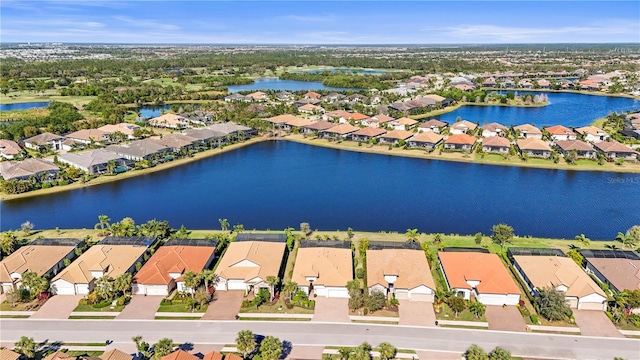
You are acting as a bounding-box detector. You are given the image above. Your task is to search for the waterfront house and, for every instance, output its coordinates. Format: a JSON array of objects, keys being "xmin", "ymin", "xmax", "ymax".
[
  {"xmin": 537, "ymin": 79, "xmax": 551, "ymax": 88},
  {"xmin": 556, "ymin": 140, "xmax": 596, "ymax": 159},
  {"xmin": 545, "ymin": 125, "xmax": 577, "ymax": 142},
  {"xmin": 148, "ymin": 113, "xmax": 189, "ymax": 130},
  {"xmin": 98, "ymin": 123, "xmax": 140, "ymax": 140},
  {"xmin": 323, "ymin": 110, "xmax": 352, "ymax": 123},
  {"xmin": 267, "ymin": 114, "xmax": 300, "ymax": 129},
  {"xmin": 298, "ymin": 103, "xmax": 324, "ymax": 114},
  {"xmin": 132, "ymin": 238, "xmax": 217, "ymax": 296},
  {"xmin": 182, "ymin": 128, "xmax": 226, "ymax": 147},
  {"xmin": 378, "ymin": 130, "xmax": 413, "ymax": 145},
  {"xmin": 303, "ymin": 91, "xmax": 322, "ymax": 100},
  {"xmin": 351, "ymin": 127, "xmax": 387, "ymax": 142},
  {"xmin": 205, "ymin": 122, "xmax": 256, "ymax": 139},
  {"xmin": 390, "ymin": 117, "xmax": 418, "ymax": 130},
  {"xmin": 214, "ymin": 234, "xmax": 286, "ymax": 294},
  {"xmin": 0, "ymin": 238, "xmax": 81, "ymax": 294},
  {"xmin": 481, "ymin": 136, "xmax": 511, "ymax": 154},
  {"xmin": 64, "ymin": 129, "xmax": 109, "ymax": 146},
  {"xmin": 438, "ymin": 251, "xmax": 521, "ymax": 305},
  {"xmin": 151, "ymin": 133, "xmax": 199, "ymax": 153},
  {"xmin": 50, "ymin": 236, "xmax": 154, "ymax": 295},
  {"xmin": 361, "ymin": 114, "xmax": 395, "ymax": 128},
  {"xmin": 512, "ymin": 255, "xmax": 607, "ymax": 310},
  {"xmin": 275, "ymin": 91, "xmax": 294, "ymax": 101},
  {"xmin": 58, "ymin": 149, "xmax": 133, "ymax": 175},
  {"xmin": 245, "ymin": 91, "xmax": 268, "ymax": 102},
  {"xmin": 339, "ymin": 112, "xmax": 369, "ymax": 124},
  {"xmin": 574, "ymin": 126, "xmax": 610, "ymax": 143},
  {"xmin": 481, "ymin": 123, "xmax": 508, "ymax": 137},
  {"xmin": 0, "ymin": 139, "xmax": 22, "ymax": 160},
  {"xmin": 322, "ymin": 124, "xmax": 359, "ymax": 140},
  {"xmin": 292, "ymin": 240, "xmax": 352, "ymax": 298},
  {"xmin": 423, "ymin": 94, "xmax": 447, "ymax": 106},
  {"xmin": 0, "ymin": 158, "xmax": 60, "ymax": 181},
  {"xmin": 283, "ymin": 116, "xmax": 313, "ymax": 131},
  {"xmin": 579, "ymin": 250, "xmax": 640, "ymax": 293},
  {"xmin": 444, "ymin": 134, "xmax": 476, "ymax": 151},
  {"xmin": 300, "ymin": 121, "xmax": 335, "ymax": 135},
  {"xmin": 517, "ymin": 138, "xmax": 552, "ymax": 158},
  {"xmin": 106, "ymin": 139, "xmax": 171, "ymax": 162},
  {"xmin": 514, "ymin": 124, "xmax": 543, "ymax": 139},
  {"xmin": 224, "ymin": 93, "xmax": 246, "ymax": 102},
  {"xmin": 450, "ymin": 120, "xmax": 477, "ymax": 135},
  {"xmin": 418, "ymin": 119, "xmax": 447, "ymax": 133},
  {"xmin": 594, "ymin": 140, "xmax": 639, "ymax": 162},
  {"xmin": 407, "ymin": 131, "xmax": 443, "ymax": 149},
  {"xmin": 367, "ymin": 245, "xmax": 436, "ymax": 301},
  {"xmin": 482, "ymin": 77, "xmax": 497, "ymax": 87},
  {"xmin": 24, "ymin": 132, "xmax": 64, "ymax": 151}
]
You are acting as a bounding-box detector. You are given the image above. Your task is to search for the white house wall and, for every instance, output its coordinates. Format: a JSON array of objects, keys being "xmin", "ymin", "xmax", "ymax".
[
  {"xmin": 578, "ymin": 293, "xmax": 607, "ymax": 311},
  {"xmin": 477, "ymin": 293, "xmax": 520, "ymax": 306}
]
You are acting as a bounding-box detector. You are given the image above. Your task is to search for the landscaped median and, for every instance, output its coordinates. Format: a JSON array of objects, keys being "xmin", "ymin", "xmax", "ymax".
[{"xmin": 237, "ymin": 290, "xmax": 315, "ymax": 321}]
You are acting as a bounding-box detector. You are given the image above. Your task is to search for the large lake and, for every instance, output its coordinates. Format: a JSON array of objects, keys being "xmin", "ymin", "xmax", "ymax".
[
  {"xmin": 2, "ymin": 141, "xmax": 638, "ymax": 240},
  {"xmin": 227, "ymin": 78, "xmax": 357, "ymax": 92}
]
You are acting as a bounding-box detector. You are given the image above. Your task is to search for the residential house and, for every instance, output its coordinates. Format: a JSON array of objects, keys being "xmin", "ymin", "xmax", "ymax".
[
  {"xmin": 151, "ymin": 133, "xmax": 199, "ymax": 152},
  {"xmin": 453, "ymin": 83, "xmax": 475, "ymax": 91},
  {"xmin": 24, "ymin": 132, "xmax": 64, "ymax": 151},
  {"xmin": 0, "ymin": 238, "xmax": 81, "ymax": 294},
  {"xmin": 64, "ymin": 129, "xmax": 109, "ymax": 146},
  {"xmin": 97, "ymin": 350, "xmax": 133, "ymax": 360},
  {"xmin": 512, "ymin": 255, "xmax": 607, "ymax": 310},
  {"xmin": 378, "ymin": 130, "xmax": 413, "ymax": 145},
  {"xmin": 283, "ymin": 116, "xmax": 313, "ymax": 132},
  {"xmin": 390, "ymin": 117, "xmax": 418, "ymax": 131},
  {"xmin": 517, "ymin": 138, "xmax": 552, "ymax": 158},
  {"xmin": 0, "ymin": 349, "xmax": 22, "ymax": 360},
  {"xmin": 481, "ymin": 136, "xmax": 511, "ymax": 154},
  {"xmin": 556, "ymin": 140, "xmax": 596, "ymax": 159},
  {"xmin": 361, "ymin": 114, "xmax": 395, "ymax": 128},
  {"xmin": 575, "ymin": 126, "xmax": 610, "ymax": 143},
  {"xmin": 275, "ymin": 91, "xmax": 294, "ymax": 101},
  {"xmin": 182, "ymin": 128, "xmax": 226, "ymax": 147},
  {"xmin": 444, "ymin": 134, "xmax": 476, "ymax": 151},
  {"xmin": 347, "ymin": 94, "xmax": 367, "ymax": 104},
  {"xmin": 322, "ymin": 124, "xmax": 359, "ymax": 140},
  {"xmin": 292, "ymin": 240, "xmax": 352, "ymax": 298},
  {"xmin": 298, "ymin": 103, "xmax": 324, "ymax": 114},
  {"xmin": 266, "ymin": 114, "xmax": 299, "ymax": 129},
  {"xmin": 244, "ymin": 92, "xmax": 268, "ymax": 102},
  {"xmin": 339, "ymin": 112, "xmax": 370, "ymax": 124},
  {"xmin": 58, "ymin": 149, "xmax": 133, "ymax": 175},
  {"xmin": 98, "ymin": 123, "xmax": 140, "ymax": 140},
  {"xmin": 580, "ymin": 250, "xmax": 640, "ymax": 293},
  {"xmin": 594, "ymin": 141, "xmax": 638, "ymax": 162},
  {"xmin": 106, "ymin": 139, "xmax": 171, "ymax": 161},
  {"xmin": 418, "ymin": 119, "xmax": 447, "ymax": 134},
  {"xmin": 300, "ymin": 121, "xmax": 335, "ymax": 135},
  {"xmin": 438, "ymin": 251, "xmax": 521, "ymax": 305},
  {"xmin": 518, "ymin": 79, "xmax": 533, "ymax": 89},
  {"xmin": 0, "ymin": 158, "xmax": 60, "ymax": 181},
  {"xmin": 161, "ymin": 350, "xmax": 198, "ymax": 360},
  {"xmin": 322, "ymin": 110, "xmax": 352, "ymax": 123},
  {"xmin": 537, "ymin": 79, "xmax": 551, "ymax": 88},
  {"xmin": 450, "ymin": 120, "xmax": 477, "ymax": 135},
  {"xmin": 205, "ymin": 123, "xmax": 256, "ymax": 139},
  {"xmin": 148, "ymin": 114, "xmax": 189, "ymax": 130},
  {"xmin": 545, "ymin": 125, "xmax": 577, "ymax": 142},
  {"xmin": 224, "ymin": 93, "xmax": 246, "ymax": 102},
  {"xmin": 214, "ymin": 234, "xmax": 286, "ymax": 294},
  {"xmin": 423, "ymin": 94, "xmax": 447, "ymax": 106},
  {"xmin": 0, "ymin": 139, "xmax": 22, "ymax": 160},
  {"xmin": 202, "ymin": 352, "xmax": 224, "ymax": 360},
  {"xmin": 351, "ymin": 127, "xmax": 386, "ymax": 143},
  {"xmin": 514, "ymin": 124, "xmax": 543, "ymax": 139},
  {"xmin": 50, "ymin": 236, "xmax": 154, "ymax": 295},
  {"xmin": 482, "ymin": 77, "xmax": 497, "ymax": 87},
  {"xmin": 303, "ymin": 91, "xmax": 322, "ymax": 100},
  {"xmin": 367, "ymin": 245, "xmax": 436, "ymax": 301},
  {"xmin": 407, "ymin": 132, "xmax": 443, "ymax": 149},
  {"xmin": 481, "ymin": 123, "xmax": 508, "ymax": 138},
  {"xmin": 132, "ymin": 238, "xmax": 218, "ymax": 296},
  {"xmin": 323, "ymin": 93, "xmax": 346, "ymax": 103},
  {"xmin": 294, "ymin": 98, "xmax": 321, "ymax": 107}
]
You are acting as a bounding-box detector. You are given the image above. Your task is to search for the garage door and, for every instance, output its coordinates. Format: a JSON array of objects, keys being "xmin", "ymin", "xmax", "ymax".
[
  {"xmin": 314, "ymin": 286, "xmax": 327, "ymax": 297},
  {"xmin": 410, "ymin": 293, "xmax": 434, "ymax": 302},
  {"xmin": 146, "ymin": 286, "xmax": 168, "ymax": 296},
  {"xmin": 227, "ymin": 280, "xmax": 246, "ymax": 291},
  {"xmin": 327, "ymin": 287, "xmax": 349, "ymax": 298},
  {"xmin": 579, "ymin": 301, "xmax": 605, "ymax": 311},
  {"xmin": 396, "ymin": 291, "xmax": 409, "ymax": 300},
  {"xmin": 51, "ymin": 281, "xmax": 76, "ymax": 295}
]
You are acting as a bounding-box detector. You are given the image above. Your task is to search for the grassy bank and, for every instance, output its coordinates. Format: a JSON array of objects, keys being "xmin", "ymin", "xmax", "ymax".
[
  {"xmin": 284, "ymin": 134, "xmax": 640, "ymax": 174},
  {"xmin": 0, "ymin": 137, "xmax": 268, "ymax": 202}
]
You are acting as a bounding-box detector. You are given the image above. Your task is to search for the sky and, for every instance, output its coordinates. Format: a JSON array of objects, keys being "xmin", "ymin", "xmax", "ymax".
[{"xmin": 1, "ymin": 1, "xmax": 639, "ymax": 44}]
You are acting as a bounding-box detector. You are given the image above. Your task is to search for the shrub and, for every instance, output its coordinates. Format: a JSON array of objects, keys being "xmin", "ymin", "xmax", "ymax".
[
  {"xmin": 628, "ymin": 314, "xmax": 640, "ymax": 327},
  {"xmin": 41, "ymin": 183, "xmax": 52, "ymax": 189},
  {"xmin": 356, "ymin": 268, "xmax": 365, "ymax": 279},
  {"xmin": 78, "ymin": 298, "xmax": 88, "ymax": 306},
  {"xmin": 160, "ymin": 299, "xmax": 172, "ymax": 305},
  {"xmin": 92, "ymin": 300, "xmax": 111, "ymax": 309},
  {"xmin": 530, "ymin": 314, "xmax": 539, "ymax": 324}
]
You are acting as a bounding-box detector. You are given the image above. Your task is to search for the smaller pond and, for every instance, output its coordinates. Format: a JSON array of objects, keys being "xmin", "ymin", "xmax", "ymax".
[
  {"xmin": 138, "ymin": 104, "xmax": 171, "ymax": 119},
  {"xmin": 0, "ymin": 102, "xmax": 50, "ymax": 111},
  {"xmin": 227, "ymin": 78, "xmax": 359, "ymax": 93}
]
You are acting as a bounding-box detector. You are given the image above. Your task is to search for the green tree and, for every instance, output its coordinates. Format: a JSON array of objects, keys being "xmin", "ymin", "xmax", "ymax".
[
  {"xmin": 218, "ymin": 218, "xmax": 229, "ymax": 231},
  {"xmin": 132, "ymin": 335, "xmax": 143, "ymax": 356},
  {"xmin": 14, "ymin": 336, "xmax": 37, "ymax": 359},
  {"xmin": 448, "ymin": 296, "xmax": 466, "ymax": 317},
  {"xmin": 233, "ymin": 223, "xmax": 245, "ymax": 233},
  {"xmin": 1, "ymin": 231, "xmax": 18, "ymax": 256},
  {"xmin": 364, "ymin": 289, "xmax": 386, "ymax": 312},
  {"xmin": 151, "ymin": 338, "xmax": 174, "ymax": 360},
  {"xmin": 259, "ymin": 336, "xmax": 283, "ymax": 360},
  {"xmin": 201, "ymin": 269, "xmax": 219, "ymax": 290},
  {"xmin": 347, "ymin": 227, "xmax": 354, "ymax": 239},
  {"xmin": 377, "ymin": 342, "xmax": 396, "ymax": 360},
  {"xmin": 465, "ymin": 344, "xmax": 488, "ymax": 360},
  {"xmin": 236, "ymin": 330, "xmax": 256, "ymax": 359},
  {"xmin": 94, "ymin": 276, "xmax": 115, "ymax": 301},
  {"xmin": 183, "ymin": 270, "xmax": 200, "ymax": 298},
  {"xmin": 283, "ymin": 280, "xmax": 298, "ymax": 301},
  {"xmin": 574, "ymin": 233, "xmax": 591, "ymax": 246},
  {"xmin": 537, "ymin": 287, "xmax": 572, "ymax": 321},
  {"xmin": 491, "ymin": 224, "xmax": 514, "ymax": 251},
  {"xmin": 338, "ymin": 348, "xmax": 352, "ymax": 360},
  {"xmin": 266, "ymin": 275, "xmax": 279, "ymax": 302},
  {"xmin": 114, "ymin": 273, "xmax": 132, "ymax": 296},
  {"xmin": 194, "ymin": 286, "xmax": 212, "ymax": 310},
  {"xmin": 172, "ymin": 225, "xmax": 191, "ymax": 239},
  {"xmin": 350, "ymin": 342, "xmax": 371, "ymax": 360},
  {"xmin": 20, "ymin": 221, "xmax": 34, "ymax": 235},
  {"xmin": 405, "ymin": 228, "xmax": 419, "ymax": 243},
  {"xmin": 474, "ymin": 232, "xmax": 483, "ymax": 245},
  {"xmin": 488, "ymin": 347, "xmax": 512, "ymax": 360},
  {"xmin": 624, "ymin": 225, "xmax": 640, "ymax": 248},
  {"xmin": 469, "ymin": 300, "xmax": 486, "ymax": 319},
  {"xmin": 21, "ymin": 271, "xmax": 49, "ymax": 296}
]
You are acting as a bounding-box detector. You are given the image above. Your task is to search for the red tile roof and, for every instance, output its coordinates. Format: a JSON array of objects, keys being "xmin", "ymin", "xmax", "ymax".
[
  {"xmin": 594, "ymin": 140, "xmax": 637, "ymax": 154},
  {"xmin": 445, "ymin": 134, "xmax": 476, "ymax": 145},
  {"xmin": 133, "ymin": 245, "xmax": 215, "ymax": 285},
  {"xmin": 482, "ymin": 136, "xmax": 511, "ymax": 147},
  {"xmin": 556, "ymin": 140, "xmax": 594, "ymax": 152},
  {"xmin": 545, "ymin": 125, "xmax": 575, "ymax": 136},
  {"xmin": 438, "ymin": 252, "xmax": 521, "ymax": 295}
]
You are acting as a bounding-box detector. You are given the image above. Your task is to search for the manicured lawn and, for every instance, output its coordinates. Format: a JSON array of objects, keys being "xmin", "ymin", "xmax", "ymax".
[
  {"xmin": 435, "ymin": 303, "xmax": 487, "ymax": 322},
  {"xmin": 0, "ymin": 314, "xmax": 31, "ymax": 318},
  {"xmin": 349, "ymin": 308, "xmax": 398, "ymax": 318},
  {"xmin": 154, "ymin": 316, "xmax": 201, "ymax": 320},
  {"xmin": 156, "ymin": 303, "xmax": 207, "ymax": 313},
  {"xmin": 62, "ymin": 352, "xmax": 104, "ymax": 357},
  {"xmin": 68, "ymin": 315, "xmax": 116, "ymax": 319},
  {"xmin": 239, "ymin": 300, "xmax": 314, "ymax": 314},
  {"xmin": 73, "ymin": 304, "xmax": 125, "ymax": 312},
  {"xmin": 0, "ymin": 300, "xmax": 41, "ymax": 311}
]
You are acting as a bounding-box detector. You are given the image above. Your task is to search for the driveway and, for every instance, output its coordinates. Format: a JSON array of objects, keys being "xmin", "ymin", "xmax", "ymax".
[
  {"xmin": 312, "ymin": 297, "xmax": 349, "ymax": 322},
  {"xmin": 485, "ymin": 306, "xmax": 527, "ymax": 332},
  {"xmin": 415, "ymin": 350, "xmax": 462, "ymax": 360},
  {"xmin": 399, "ymin": 300, "xmax": 436, "ymax": 326},
  {"xmin": 201, "ymin": 291, "xmax": 244, "ymax": 320},
  {"xmin": 30, "ymin": 295, "xmax": 83, "ymax": 319},
  {"xmin": 573, "ymin": 310, "xmax": 624, "ymax": 338},
  {"xmin": 286, "ymin": 345, "xmax": 324, "ymax": 360},
  {"xmin": 117, "ymin": 295, "xmax": 163, "ymax": 320}
]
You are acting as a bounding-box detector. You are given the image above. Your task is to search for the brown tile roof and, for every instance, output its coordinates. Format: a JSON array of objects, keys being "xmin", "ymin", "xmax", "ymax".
[
  {"xmin": 514, "ymin": 124, "xmax": 542, "ymax": 135},
  {"xmin": 594, "ymin": 140, "xmax": 637, "ymax": 154},
  {"xmin": 423, "ymin": 94, "xmax": 446, "ymax": 102},
  {"xmin": 420, "ymin": 119, "xmax": 447, "ymax": 128},
  {"xmin": 225, "ymin": 354, "xmax": 243, "ymax": 360},
  {"xmin": 394, "ymin": 117, "xmax": 418, "ymax": 126},
  {"xmin": 133, "ymin": 245, "xmax": 216, "ymax": 285},
  {"xmin": 149, "ymin": 113, "xmax": 188, "ymax": 127},
  {"xmin": 216, "ymin": 241, "xmax": 285, "ymax": 282},
  {"xmin": 52, "ymin": 244, "xmax": 148, "ymax": 284},
  {"xmin": 481, "ymin": 122, "xmax": 507, "ymax": 132},
  {"xmin": 0, "ymin": 244, "xmax": 77, "ymax": 283},
  {"xmin": 0, "ymin": 349, "xmax": 22, "ymax": 360},
  {"xmin": 517, "ymin": 138, "xmax": 552, "ymax": 151},
  {"xmin": 366, "ymin": 249, "xmax": 435, "ymax": 291},
  {"xmin": 381, "ymin": 130, "xmax": 413, "ymax": 140},
  {"xmin": 292, "ymin": 247, "xmax": 353, "ymax": 287},
  {"xmin": 545, "ymin": 125, "xmax": 575, "ymax": 136},
  {"xmin": 0, "ymin": 139, "xmax": 22, "ymax": 155},
  {"xmin": 161, "ymin": 350, "xmax": 199, "ymax": 360},
  {"xmin": 370, "ymin": 114, "xmax": 395, "ymax": 123},
  {"xmin": 352, "ymin": 127, "xmax": 387, "ymax": 137},
  {"xmin": 100, "ymin": 349, "xmax": 133, "ymax": 360},
  {"xmin": 24, "ymin": 132, "xmax": 63, "ymax": 146},
  {"xmin": 66, "ymin": 129, "xmax": 109, "ymax": 142},
  {"xmin": 298, "ymin": 104, "xmax": 323, "ymax": 112},
  {"xmin": 285, "ymin": 117, "xmax": 313, "ymax": 128},
  {"xmin": 438, "ymin": 252, "xmax": 521, "ymax": 295},
  {"xmin": 513, "ymin": 256, "xmax": 606, "ymax": 298},
  {"xmin": 325, "ymin": 124, "xmax": 359, "ymax": 135},
  {"xmin": 304, "ymin": 91, "xmax": 322, "ymax": 99},
  {"xmin": 408, "ymin": 132, "xmax": 443, "ymax": 144},
  {"xmin": 151, "ymin": 134, "xmax": 198, "ymax": 149},
  {"xmin": 575, "ymin": 126, "xmax": 609, "ymax": 137},
  {"xmin": 267, "ymin": 114, "xmax": 300, "ymax": 124},
  {"xmin": 556, "ymin": 140, "xmax": 594, "ymax": 152},
  {"xmin": 0, "ymin": 158, "xmax": 60, "ymax": 181},
  {"xmin": 445, "ymin": 134, "xmax": 476, "ymax": 145},
  {"xmin": 302, "ymin": 121, "xmax": 335, "ymax": 131},
  {"xmin": 98, "ymin": 123, "xmax": 140, "ymax": 136},
  {"xmin": 324, "ymin": 110, "xmax": 352, "ymax": 119},
  {"xmin": 202, "ymin": 352, "xmax": 224, "ymax": 360},
  {"xmin": 586, "ymin": 258, "xmax": 640, "ymax": 292},
  {"xmin": 482, "ymin": 136, "xmax": 511, "ymax": 147},
  {"xmin": 451, "ymin": 120, "xmax": 477, "ymax": 131}
]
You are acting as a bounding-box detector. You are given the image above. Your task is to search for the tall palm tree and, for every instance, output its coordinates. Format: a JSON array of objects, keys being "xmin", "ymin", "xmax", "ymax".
[
  {"xmin": 236, "ymin": 330, "xmax": 256, "ymax": 360},
  {"xmin": 283, "ymin": 281, "xmax": 298, "ymax": 301},
  {"xmin": 377, "ymin": 342, "xmax": 396, "ymax": 360},
  {"xmin": 94, "ymin": 214, "xmax": 111, "ymax": 236},
  {"xmin": 405, "ymin": 228, "xmax": 419, "ymax": 243},
  {"xmin": 265, "ymin": 275, "xmax": 279, "ymax": 302},
  {"xmin": 218, "ymin": 218, "xmax": 230, "ymax": 232},
  {"xmin": 201, "ymin": 269, "xmax": 219, "ymax": 291}
]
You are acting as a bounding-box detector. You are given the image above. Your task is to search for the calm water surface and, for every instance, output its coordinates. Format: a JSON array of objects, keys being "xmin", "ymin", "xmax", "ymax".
[
  {"xmin": 2, "ymin": 141, "xmax": 638, "ymax": 239},
  {"xmin": 0, "ymin": 102, "xmax": 50, "ymax": 111},
  {"xmin": 227, "ymin": 78, "xmax": 357, "ymax": 92}
]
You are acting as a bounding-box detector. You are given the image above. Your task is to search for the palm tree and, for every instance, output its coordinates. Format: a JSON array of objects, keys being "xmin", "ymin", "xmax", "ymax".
[
  {"xmin": 337, "ymin": 348, "xmax": 352, "ymax": 360},
  {"xmin": 151, "ymin": 338, "xmax": 173, "ymax": 360},
  {"xmin": 266, "ymin": 275, "xmax": 279, "ymax": 302},
  {"xmin": 377, "ymin": 342, "xmax": 396, "ymax": 360},
  {"xmin": 183, "ymin": 270, "xmax": 200, "ymax": 297},
  {"xmin": 14, "ymin": 336, "xmax": 36, "ymax": 359},
  {"xmin": 201, "ymin": 269, "xmax": 219, "ymax": 291},
  {"xmin": 405, "ymin": 228, "xmax": 419, "ymax": 243},
  {"xmin": 218, "ymin": 218, "xmax": 229, "ymax": 232},
  {"xmin": 575, "ymin": 233, "xmax": 591, "ymax": 246},
  {"xmin": 468, "ymin": 300, "xmax": 486, "ymax": 319},
  {"xmin": 236, "ymin": 330, "xmax": 256, "ymax": 359},
  {"xmin": 131, "ymin": 335, "xmax": 143, "ymax": 357},
  {"xmin": 94, "ymin": 214, "xmax": 111, "ymax": 236},
  {"xmin": 1, "ymin": 231, "xmax": 18, "ymax": 257},
  {"xmin": 94, "ymin": 276, "xmax": 115, "ymax": 301},
  {"xmin": 114, "ymin": 273, "xmax": 132, "ymax": 296},
  {"xmin": 283, "ymin": 280, "xmax": 298, "ymax": 301}
]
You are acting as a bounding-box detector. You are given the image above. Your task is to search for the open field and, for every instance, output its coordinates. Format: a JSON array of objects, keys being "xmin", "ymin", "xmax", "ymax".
[{"xmin": 1, "ymin": 92, "xmax": 96, "ymax": 107}]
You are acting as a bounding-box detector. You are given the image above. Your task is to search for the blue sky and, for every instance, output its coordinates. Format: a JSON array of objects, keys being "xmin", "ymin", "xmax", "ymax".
[{"xmin": 1, "ymin": 1, "xmax": 639, "ymax": 44}]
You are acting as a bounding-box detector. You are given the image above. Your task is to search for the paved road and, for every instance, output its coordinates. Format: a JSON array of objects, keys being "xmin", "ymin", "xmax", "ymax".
[{"xmin": 1, "ymin": 319, "xmax": 638, "ymax": 360}]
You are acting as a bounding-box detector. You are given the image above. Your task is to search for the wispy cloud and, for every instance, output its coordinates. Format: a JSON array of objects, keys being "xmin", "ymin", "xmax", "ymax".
[{"xmin": 114, "ymin": 16, "xmax": 180, "ymax": 31}]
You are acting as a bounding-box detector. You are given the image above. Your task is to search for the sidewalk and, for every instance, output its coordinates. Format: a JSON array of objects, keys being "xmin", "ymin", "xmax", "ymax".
[
  {"xmin": 527, "ymin": 325, "xmax": 580, "ymax": 333},
  {"xmin": 237, "ymin": 313, "xmax": 313, "ymax": 319},
  {"xmin": 154, "ymin": 312, "xmax": 203, "ymax": 318},
  {"xmin": 69, "ymin": 312, "xmax": 120, "ymax": 317},
  {"xmin": 436, "ymin": 320, "xmax": 488, "ymax": 328},
  {"xmin": 349, "ymin": 315, "xmax": 399, "ymax": 323},
  {"xmin": 0, "ymin": 311, "xmax": 35, "ymax": 317}
]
